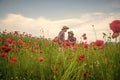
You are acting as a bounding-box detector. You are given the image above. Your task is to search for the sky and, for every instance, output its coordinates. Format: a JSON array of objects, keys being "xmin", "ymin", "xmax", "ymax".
[{"xmin": 0, "ymin": 0, "xmax": 120, "ymax": 43}]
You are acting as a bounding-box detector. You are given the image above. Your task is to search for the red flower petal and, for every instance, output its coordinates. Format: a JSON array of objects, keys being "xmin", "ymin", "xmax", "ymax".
[
  {"xmin": 95, "ymin": 40, "xmax": 104, "ymax": 47},
  {"xmin": 77, "ymin": 54, "xmax": 85, "ymax": 61},
  {"xmin": 9, "ymin": 57, "xmax": 17, "ymax": 63},
  {"xmin": 17, "ymin": 39, "xmax": 23, "ymax": 45},
  {"xmin": 110, "ymin": 20, "xmax": 120, "ymax": 33},
  {"xmin": 0, "ymin": 53, "xmax": 8, "ymax": 58},
  {"xmin": 38, "ymin": 57, "xmax": 44, "ymax": 62}
]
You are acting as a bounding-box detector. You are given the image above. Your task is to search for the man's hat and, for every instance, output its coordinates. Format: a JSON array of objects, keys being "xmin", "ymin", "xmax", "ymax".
[{"xmin": 62, "ymin": 26, "xmax": 69, "ymax": 30}]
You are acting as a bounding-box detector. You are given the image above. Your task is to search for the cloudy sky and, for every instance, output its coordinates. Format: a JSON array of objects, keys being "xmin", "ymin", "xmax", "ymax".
[{"xmin": 0, "ymin": 0, "xmax": 120, "ymax": 42}]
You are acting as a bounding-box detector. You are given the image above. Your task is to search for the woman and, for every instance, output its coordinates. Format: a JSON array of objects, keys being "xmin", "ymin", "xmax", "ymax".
[{"xmin": 67, "ymin": 31, "xmax": 76, "ymax": 46}]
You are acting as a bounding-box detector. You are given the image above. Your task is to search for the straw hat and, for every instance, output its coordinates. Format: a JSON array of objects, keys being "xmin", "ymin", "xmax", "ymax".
[
  {"xmin": 62, "ymin": 26, "xmax": 69, "ymax": 30},
  {"xmin": 68, "ymin": 31, "xmax": 74, "ymax": 34}
]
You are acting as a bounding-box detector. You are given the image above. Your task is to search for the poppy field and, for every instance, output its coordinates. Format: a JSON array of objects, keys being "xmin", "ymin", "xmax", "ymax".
[{"xmin": 0, "ymin": 20, "xmax": 120, "ymax": 80}]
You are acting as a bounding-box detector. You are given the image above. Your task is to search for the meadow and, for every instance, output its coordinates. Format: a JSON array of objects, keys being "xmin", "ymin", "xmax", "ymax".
[{"xmin": 0, "ymin": 29, "xmax": 120, "ymax": 80}]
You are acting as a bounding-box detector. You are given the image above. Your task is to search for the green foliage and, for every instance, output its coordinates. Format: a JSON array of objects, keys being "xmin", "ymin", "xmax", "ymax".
[{"xmin": 0, "ymin": 32, "xmax": 120, "ymax": 80}]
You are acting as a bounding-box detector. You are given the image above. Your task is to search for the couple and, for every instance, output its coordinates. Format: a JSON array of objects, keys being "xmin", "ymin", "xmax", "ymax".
[{"xmin": 58, "ymin": 26, "xmax": 76, "ymax": 46}]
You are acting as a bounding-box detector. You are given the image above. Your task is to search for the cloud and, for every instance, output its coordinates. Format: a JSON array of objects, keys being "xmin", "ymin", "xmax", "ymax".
[{"xmin": 0, "ymin": 13, "xmax": 120, "ymax": 43}]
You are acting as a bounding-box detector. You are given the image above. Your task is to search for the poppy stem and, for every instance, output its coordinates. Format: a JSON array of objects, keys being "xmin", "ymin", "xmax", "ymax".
[{"xmin": 92, "ymin": 25, "xmax": 97, "ymax": 40}]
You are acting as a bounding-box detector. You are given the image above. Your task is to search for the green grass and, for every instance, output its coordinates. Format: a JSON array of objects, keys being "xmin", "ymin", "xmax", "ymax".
[{"xmin": 0, "ymin": 31, "xmax": 120, "ymax": 80}]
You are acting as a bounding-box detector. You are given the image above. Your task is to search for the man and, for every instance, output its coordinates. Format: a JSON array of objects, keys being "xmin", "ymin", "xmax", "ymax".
[{"xmin": 58, "ymin": 26, "xmax": 69, "ymax": 45}]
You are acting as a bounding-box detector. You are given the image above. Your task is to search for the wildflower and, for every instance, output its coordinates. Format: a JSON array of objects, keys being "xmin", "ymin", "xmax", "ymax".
[
  {"xmin": 9, "ymin": 57, "xmax": 17, "ymax": 63},
  {"xmin": 82, "ymin": 33, "xmax": 87, "ymax": 40},
  {"xmin": 0, "ymin": 53, "xmax": 8, "ymax": 57},
  {"xmin": 110, "ymin": 20, "xmax": 120, "ymax": 33},
  {"xmin": 95, "ymin": 40, "xmax": 104, "ymax": 47},
  {"xmin": 73, "ymin": 45, "xmax": 78, "ymax": 50},
  {"xmin": 40, "ymin": 50, "xmax": 43, "ymax": 53},
  {"xmin": 4, "ymin": 38, "xmax": 12, "ymax": 46},
  {"xmin": 33, "ymin": 42, "xmax": 38, "ymax": 45},
  {"xmin": 31, "ymin": 49, "xmax": 36, "ymax": 53},
  {"xmin": 77, "ymin": 54, "xmax": 85, "ymax": 61},
  {"xmin": 1, "ymin": 46, "xmax": 12, "ymax": 52},
  {"xmin": 14, "ymin": 31, "xmax": 19, "ymax": 35},
  {"xmin": 11, "ymin": 41, "xmax": 16, "ymax": 46},
  {"xmin": 90, "ymin": 42, "xmax": 95, "ymax": 46},
  {"xmin": 12, "ymin": 48, "xmax": 20, "ymax": 52},
  {"xmin": 17, "ymin": 39, "xmax": 23, "ymax": 45},
  {"xmin": 24, "ymin": 42, "xmax": 30, "ymax": 48},
  {"xmin": 83, "ymin": 36, "xmax": 87, "ymax": 40},
  {"xmin": 52, "ymin": 36, "xmax": 58, "ymax": 43},
  {"xmin": 6, "ymin": 38, "xmax": 12, "ymax": 43},
  {"xmin": 53, "ymin": 66, "xmax": 59, "ymax": 71},
  {"xmin": 83, "ymin": 71, "xmax": 88, "ymax": 77},
  {"xmin": 83, "ymin": 43, "xmax": 88, "ymax": 49},
  {"xmin": 4, "ymin": 41, "xmax": 10, "ymax": 46},
  {"xmin": 82, "ymin": 33, "xmax": 86, "ymax": 37},
  {"xmin": 34, "ymin": 45, "xmax": 40, "ymax": 50},
  {"xmin": 38, "ymin": 57, "xmax": 44, "ymax": 62}
]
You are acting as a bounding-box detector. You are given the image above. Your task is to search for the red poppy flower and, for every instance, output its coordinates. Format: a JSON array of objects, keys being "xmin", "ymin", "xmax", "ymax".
[
  {"xmin": 0, "ymin": 53, "xmax": 8, "ymax": 57},
  {"xmin": 4, "ymin": 41, "xmax": 10, "ymax": 46},
  {"xmin": 83, "ymin": 71, "xmax": 88, "ymax": 77},
  {"xmin": 4, "ymin": 38, "xmax": 12, "ymax": 46},
  {"xmin": 6, "ymin": 38, "xmax": 12, "ymax": 43},
  {"xmin": 12, "ymin": 48, "xmax": 19, "ymax": 52},
  {"xmin": 33, "ymin": 42, "xmax": 38, "ymax": 45},
  {"xmin": 90, "ymin": 42, "xmax": 95, "ymax": 46},
  {"xmin": 38, "ymin": 57, "xmax": 44, "ymax": 62},
  {"xmin": 83, "ymin": 36, "xmax": 87, "ymax": 40},
  {"xmin": 95, "ymin": 40, "xmax": 104, "ymax": 47},
  {"xmin": 14, "ymin": 31, "xmax": 19, "ymax": 35},
  {"xmin": 1, "ymin": 46, "xmax": 12, "ymax": 52},
  {"xmin": 11, "ymin": 41, "xmax": 16, "ymax": 46},
  {"xmin": 34, "ymin": 45, "xmax": 40, "ymax": 50},
  {"xmin": 9, "ymin": 57, "xmax": 17, "ymax": 63},
  {"xmin": 52, "ymin": 36, "xmax": 58, "ymax": 42},
  {"xmin": 77, "ymin": 54, "xmax": 85, "ymax": 61},
  {"xmin": 110, "ymin": 20, "xmax": 120, "ymax": 33},
  {"xmin": 83, "ymin": 43, "xmax": 88, "ymax": 49},
  {"xmin": 31, "ymin": 49, "xmax": 36, "ymax": 53},
  {"xmin": 40, "ymin": 50, "xmax": 43, "ymax": 53},
  {"xmin": 53, "ymin": 66, "xmax": 59, "ymax": 71},
  {"xmin": 17, "ymin": 39, "xmax": 23, "ymax": 45},
  {"xmin": 73, "ymin": 45, "xmax": 78, "ymax": 50},
  {"xmin": 82, "ymin": 33, "xmax": 86, "ymax": 37}
]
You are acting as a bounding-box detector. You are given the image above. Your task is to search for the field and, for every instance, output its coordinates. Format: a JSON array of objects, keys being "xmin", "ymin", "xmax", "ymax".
[{"xmin": 0, "ymin": 30, "xmax": 120, "ymax": 80}]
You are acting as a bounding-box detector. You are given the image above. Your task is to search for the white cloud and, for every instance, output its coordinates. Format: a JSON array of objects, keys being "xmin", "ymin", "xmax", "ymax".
[{"xmin": 0, "ymin": 13, "xmax": 120, "ymax": 43}]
